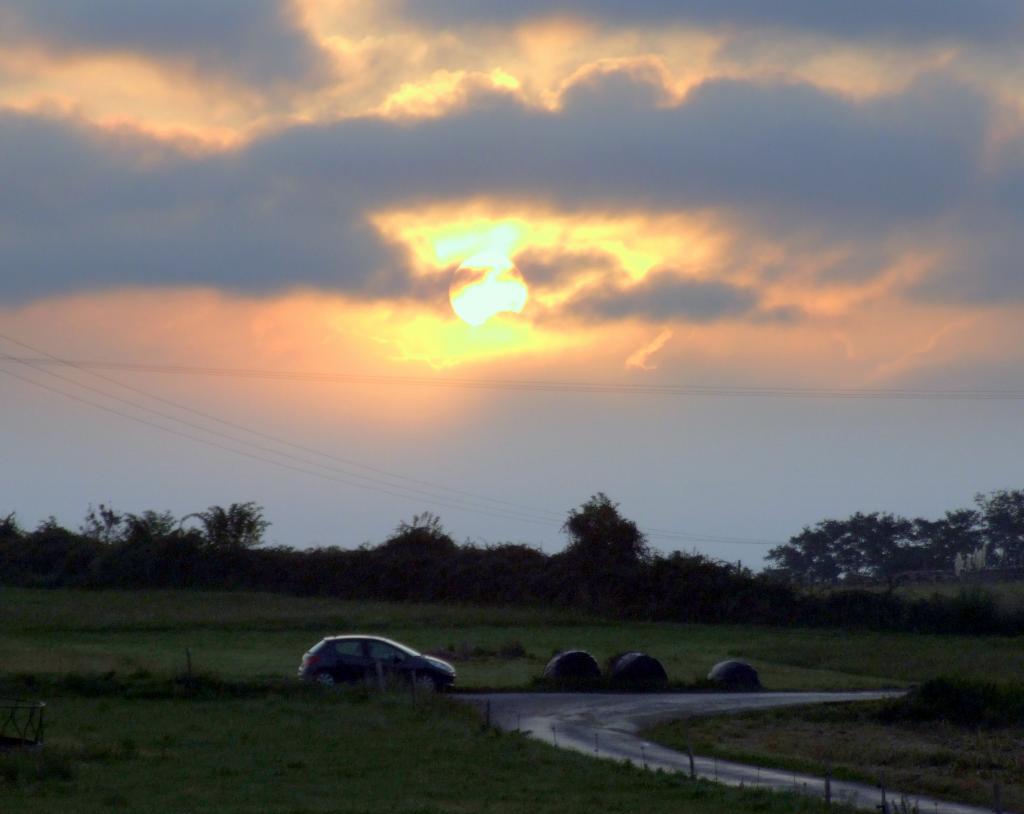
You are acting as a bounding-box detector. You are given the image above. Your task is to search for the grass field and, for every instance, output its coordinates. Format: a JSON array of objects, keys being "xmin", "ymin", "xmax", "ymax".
[
  {"xmin": 2, "ymin": 684, "xmax": 865, "ymax": 814},
  {"xmin": 646, "ymin": 700, "xmax": 1024, "ymax": 812},
  {"xmin": 3, "ymin": 586, "xmax": 1022, "ymax": 812},
  {"xmin": 0, "ymin": 588, "xmax": 868, "ymax": 814},
  {"xmin": 4, "ymin": 587, "xmax": 1024, "ymax": 690}
]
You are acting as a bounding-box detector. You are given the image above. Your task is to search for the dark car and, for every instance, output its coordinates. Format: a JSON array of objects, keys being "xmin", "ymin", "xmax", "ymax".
[{"xmin": 298, "ymin": 635, "xmax": 456, "ymax": 691}]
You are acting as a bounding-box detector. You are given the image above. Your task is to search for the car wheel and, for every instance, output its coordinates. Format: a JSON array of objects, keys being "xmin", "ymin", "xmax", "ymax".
[
  {"xmin": 314, "ymin": 671, "xmax": 336, "ymax": 686},
  {"xmin": 413, "ymin": 673, "xmax": 438, "ymax": 694}
]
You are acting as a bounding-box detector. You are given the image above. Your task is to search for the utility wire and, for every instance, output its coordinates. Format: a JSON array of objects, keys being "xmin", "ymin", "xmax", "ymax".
[
  {"xmin": 0, "ymin": 335, "xmax": 564, "ymax": 523},
  {"xmin": 0, "ymin": 337, "xmax": 787, "ymax": 547},
  {"xmin": 0, "ymin": 346, "xmax": 565, "ymax": 526},
  {"xmin": 4, "ymin": 356, "xmax": 1024, "ymax": 401},
  {"xmin": 0, "ymin": 364, "xmax": 563, "ymax": 528}
]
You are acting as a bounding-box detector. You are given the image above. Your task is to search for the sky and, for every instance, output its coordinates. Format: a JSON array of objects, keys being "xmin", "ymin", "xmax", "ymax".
[{"xmin": 2, "ymin": 1, "xmax": 1023, "ymax": 564}]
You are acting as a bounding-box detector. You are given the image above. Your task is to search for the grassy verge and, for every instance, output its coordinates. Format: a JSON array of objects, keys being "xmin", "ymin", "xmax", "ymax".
[
  {"xmin": 0, "ymin": 683, "xmax": 862, "ymax": 814},
  {"xmin": 645, "ymin": 697, "xmax": 1023, "ymax": 811},
  {"xmin": 892, "ymin": 581, "xmax": 1024, "ymax": 616}
]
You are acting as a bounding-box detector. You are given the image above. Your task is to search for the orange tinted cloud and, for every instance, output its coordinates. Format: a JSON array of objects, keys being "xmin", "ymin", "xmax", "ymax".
[{"xmin": 1, "ymin": 1, "xmax": 965, "ymax": 145}]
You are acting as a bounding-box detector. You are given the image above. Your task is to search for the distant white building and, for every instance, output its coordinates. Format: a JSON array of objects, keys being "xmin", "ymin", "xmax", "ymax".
[{"xmin": 954, "ymin": 544, "xmax": 988, "ymax": 576}]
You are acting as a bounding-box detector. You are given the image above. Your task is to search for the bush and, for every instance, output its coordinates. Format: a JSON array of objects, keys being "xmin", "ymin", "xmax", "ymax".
[{"xmin": 879, "ymin": 678, "xmax": 1024, "ymax": 728}]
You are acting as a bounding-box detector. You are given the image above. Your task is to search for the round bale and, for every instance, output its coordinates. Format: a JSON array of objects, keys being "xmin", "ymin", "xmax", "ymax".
[
  {"xmin": 707, "ymin": 660, "xmax": 762, "ymax": 690},
  {"xmin": 543, "ymin": 650, "xmax": 601, "ymax": 681},
  {"xmin": 609, "ymin": 652, "xmax": 668, "ymax": 687}
]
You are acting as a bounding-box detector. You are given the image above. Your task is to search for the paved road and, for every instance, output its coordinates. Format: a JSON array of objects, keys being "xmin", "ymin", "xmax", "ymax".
[{"xmin": 458, "ymin": 692, "xmax": 1001, "ymax": 814}]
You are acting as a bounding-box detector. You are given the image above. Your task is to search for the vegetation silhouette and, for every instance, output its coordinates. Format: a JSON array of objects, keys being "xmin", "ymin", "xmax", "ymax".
[
  {"xmin": 767, "ymin": 489, "xmax": 1024, "ymax": 586},
  {"xmin": 2, "ymin": 493, "xmax": 1024, "ymax": 633}
]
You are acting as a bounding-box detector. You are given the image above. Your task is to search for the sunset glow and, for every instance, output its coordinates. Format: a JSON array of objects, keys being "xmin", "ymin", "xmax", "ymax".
[
  {"xmin": 2, "ymin": 0, "xmax": 1023, "ymax": 563},
  {"xmin": 449, "ymin": 253, "xmax": 529, "ymax": 326}
]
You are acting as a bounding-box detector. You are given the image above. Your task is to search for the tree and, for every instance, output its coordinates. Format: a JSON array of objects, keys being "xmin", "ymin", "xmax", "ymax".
[
  {"xmin": 122, "ymin": 510, "xmax": 178, "ymax": 544},
  {"xmin": 912, "ymin": 508, "xmax": 982, "ymax": 570},
  {"xmin": 80, "ymin": 504, "xmax": 124, "ymax": 544},
  {"xmin": 381, "ymin": 512, "xmax": 456, "ymax": 555},
  {"xmin": 559, "ymin": 494, "xmax": 650, "ymax": 610},
  {"xmin": 373, "ymin": 512, "xmax": 457, "ymax": 602},
  {"xmin": 836, "ymin": 512, "xmax": 915, "ymax": 584},
  {"xmin": 977, "ymin": 490, "xmax": 1024, "ymax": 566},
  {"xmin": 563, "ymin": 493, "xmax": 651, "ymax": 568},
  {"xmin": 188, "ymin": 502, "xmax": 269, "ymax": 550},
  {"xmin": 768, "ymin": 521, "xmax": 843, "ymax": 585},
  {"xmin": 768, "ymin": 512, "xmax": 914, "ymax": 585},
  {"xmin": 0, "ymin": 513, "xmax": 20, "ymax": 541}
]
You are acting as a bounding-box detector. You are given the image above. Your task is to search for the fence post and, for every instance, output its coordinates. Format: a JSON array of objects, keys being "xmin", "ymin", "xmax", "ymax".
[
  {"xmin": 994, "ymin": 781, "xmax": 1003, "ymax": 814},
  {"xmin": 825, "ymin": 766, "xmax": 832, "ymax": 807},
  {"xmin": 687, "ymin": 740, "xmax": 695, "ymax": 779},
  {"xmin": 879, "ymin": 780, "xmax": 887, "ymax": 814}
]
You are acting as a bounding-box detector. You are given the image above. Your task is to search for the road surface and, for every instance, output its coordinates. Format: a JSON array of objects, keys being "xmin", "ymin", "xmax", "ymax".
[{"xmin": 459, "ymin": 691, "xmax": 1001, "ymax": 814}]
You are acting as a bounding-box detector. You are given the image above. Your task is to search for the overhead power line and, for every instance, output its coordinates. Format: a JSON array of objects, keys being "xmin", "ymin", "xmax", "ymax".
[
  {"xmin": 0, "ymin": 335, "xmax": 780, "ymax": 548},
  {"xmin": 0, "ymin": 337, "xmax": 558, "ymax": 524},
  {"xmin": 2, "ymin": 356, "xmax": 1024, "ymax": 401}
]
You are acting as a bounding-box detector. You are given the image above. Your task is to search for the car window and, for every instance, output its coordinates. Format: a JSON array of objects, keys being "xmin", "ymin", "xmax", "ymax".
[
  {"xmin": 366, "ymin": 641, "xmax": 404, "ymax": 661},
  {"xmin": 332, "ymin": 640, "xmax": 364, "ymax": 657}
]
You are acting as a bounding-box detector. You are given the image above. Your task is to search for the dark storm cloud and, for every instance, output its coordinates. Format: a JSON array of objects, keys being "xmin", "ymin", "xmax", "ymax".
[
  {"xmin": 398, "ymin": 0, "xmax": 1024, "ymax": 43},
  {"xmin": 0, "ymin": 0, "xmax": 329, "ymax": 86},
  {"xmin": 0, "ymin": 70, "xmax": 1011, "ymax": 305},
  {"xmin": 567, "ymin": 269, "xmax": 758, "ymax": 322}
]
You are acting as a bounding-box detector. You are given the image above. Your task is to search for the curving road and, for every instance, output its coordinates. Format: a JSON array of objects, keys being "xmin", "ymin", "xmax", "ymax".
[{"xmin": 458, "ymin": 692, "xmax": 1000, "ymax": 814}]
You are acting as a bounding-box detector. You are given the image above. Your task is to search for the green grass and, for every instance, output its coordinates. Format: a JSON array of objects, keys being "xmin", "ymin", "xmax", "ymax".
[
  {"xmin": 646, "ymin": 699, "xmax": 1024, "ymax": 811},
  {"xmin": 0, "ymin": 684, "xmax": 863, "ymax": 814},
  {"xmin": 4, "ymin": 587, "xmax": 1024, "ymax": 691},
  {"xmin": 3, "ymin": 586, "xmax": 1022, "ymax": 813}
]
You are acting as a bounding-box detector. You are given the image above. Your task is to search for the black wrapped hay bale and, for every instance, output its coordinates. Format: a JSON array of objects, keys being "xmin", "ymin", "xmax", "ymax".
[
  {"xmin": 543, "ymin": 650, "xmax": 601, "ymax": 682},
  {"xmin": 707, "ymin": 660, "xmax": 762, "ymax": 690},
  {"xmin": 609, "ymin": 652, "xmax": 668, "ymax": 687}
]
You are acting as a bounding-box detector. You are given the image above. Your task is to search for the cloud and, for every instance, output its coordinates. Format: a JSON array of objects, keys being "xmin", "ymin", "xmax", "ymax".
[
  {"xmin": 0, "ymin": 69, "xmax": 1015, "ymax": 312},
  {"xmin": 0, "ymin": 0, "xmax": 330, "ymax": 87},
  {"xmin": 626, "ymin": 328, "xmax": 673, "ymax": 370},
  {"xmin": 910, "ymin": 217, "xmax": 1024, "ymax": 303},
  {"xmin": 0, "ymin": 111, "xmax": 410, "ymax": 303},
  {"xmin": 397, "ymin": 1, "xmax": 1024, "ymax": 44},
  {"xmin": 514, "ymin": 249, "xmax": 619, "ymax": 289},
  {"xmin": 568, "ymin": 270, "xmax": 758, "ymax": 322},
  {"xmin": 246, "ymin": 71, "xmax": 987, "ymax": 226}
]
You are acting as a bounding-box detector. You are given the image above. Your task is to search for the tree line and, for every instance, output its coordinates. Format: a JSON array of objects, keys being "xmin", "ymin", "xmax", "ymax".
[
  {"xmin": 766, "ymin": 490, "xmax": 1024, "ymax": 585},
  {"xmin": 1, "ymin": 493, "xmax": 1021, "ymax": 634}
]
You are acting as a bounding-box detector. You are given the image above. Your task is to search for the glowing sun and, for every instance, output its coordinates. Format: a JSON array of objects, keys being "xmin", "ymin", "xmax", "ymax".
[{"xmin": 449, "ymin": 252, "xmax": 529, "ymax": 326}]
